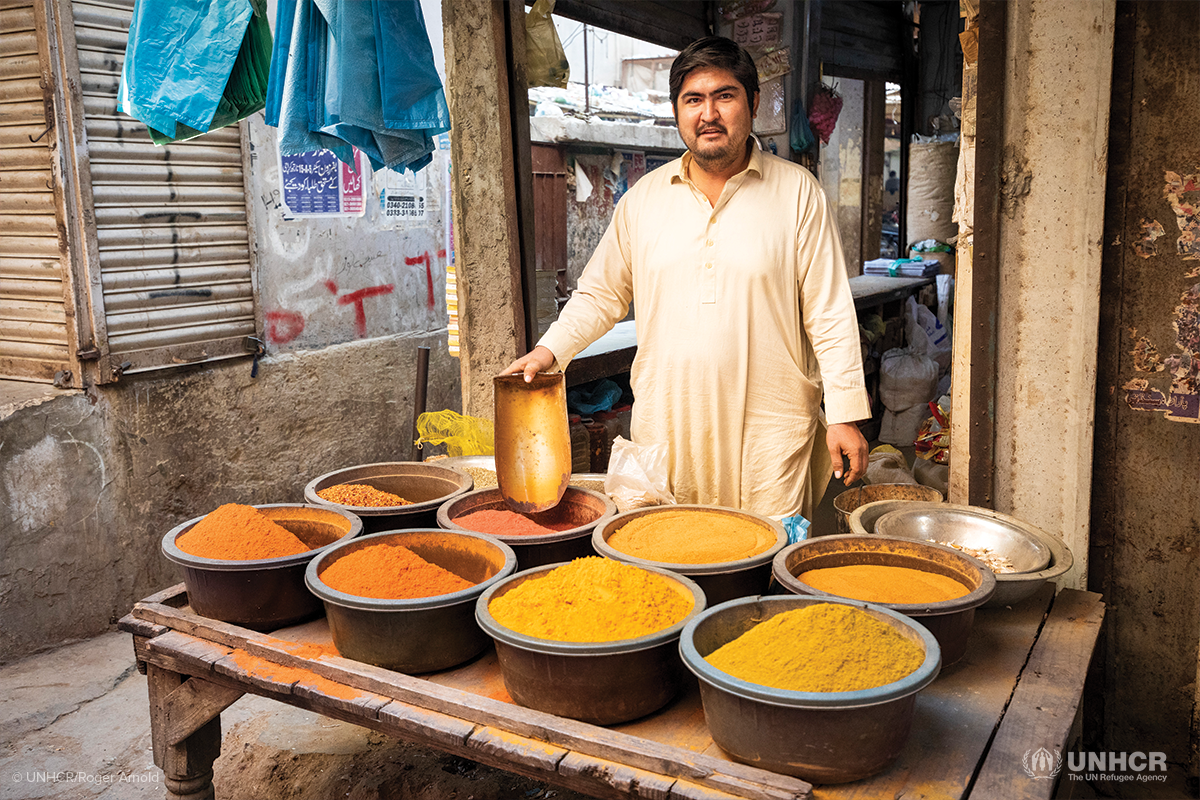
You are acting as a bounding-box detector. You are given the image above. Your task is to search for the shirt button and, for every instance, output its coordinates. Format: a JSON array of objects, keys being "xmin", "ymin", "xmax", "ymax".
[
  {"xmin": 706, "ymin": 240, "xmax": 714, "ymax": 247},
  {"xmin": 705, "ymin": 262, "xmax": 713, "ymax": 269}
]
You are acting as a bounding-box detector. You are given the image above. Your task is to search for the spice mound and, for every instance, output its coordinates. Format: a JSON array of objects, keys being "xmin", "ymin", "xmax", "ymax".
[
  {"xmin": 706, "ymin": 603, "xmax": 925, "ymax": 692},
  {"xmin": 317, "ymin": 483, "xmax": 412, "ymax": 507},
  {"xmin": 320, "ymin": 543, "xmax": 474, "ymax": 599},
  {"xmin": 934, "ymin": 540, "xmax": 1018, "ymax": 573},
  {"xmin": 463, "ymin": 467, "xmax": 498, "ymax": 489},
  {"xmin": 488, "ymin": 557, "xmax": 692, "ymax": 642},
  {"xmin": 176, "ymin": 504, "xmax": 310, "ymax": 561},
  {"xmin": 607, "ymin": 509, "xmax": 775, "ymax": 564},
  {"xmin": 456, "ymin": 508, "xmax": 580, "ymax": 536},
  {"xmin": 799, "ymin": 564, "xmax": 969, "ymax": 604}
]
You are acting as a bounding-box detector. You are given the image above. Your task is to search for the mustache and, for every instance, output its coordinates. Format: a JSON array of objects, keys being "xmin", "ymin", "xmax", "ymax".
[{"xmin": 697, "ymin": 125, "xmax": 726, "ymax": 135}]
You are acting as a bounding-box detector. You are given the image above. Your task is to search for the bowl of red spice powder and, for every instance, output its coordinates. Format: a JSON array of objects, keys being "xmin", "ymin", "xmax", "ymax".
[
  {"xmin": 772, "ymin": 534, "xmax": 996, "ymax": 666},
  {"xmin": 306, "ymin": 529, "xmax": 517, "ymax": 673},
  {"xmin": 162, "ymin": 503, "xmax": 362, "ymax": 631},
  {"xmin": 304, "ymin": 462, "xmax": 473, "ymax": 533},
  {"xmin": 437, "ymin": 487, "xmax": 616, "ymax": 569}
]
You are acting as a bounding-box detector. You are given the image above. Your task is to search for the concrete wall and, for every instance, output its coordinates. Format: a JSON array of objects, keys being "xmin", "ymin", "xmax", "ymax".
[{"xmin": 992, "ymin": 0, "xmax": 1115, "ymax": 589}]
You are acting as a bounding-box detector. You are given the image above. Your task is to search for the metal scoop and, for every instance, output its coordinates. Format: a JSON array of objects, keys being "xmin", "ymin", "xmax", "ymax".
[{"xmin": 493, "ymin": 373, "xmax": 572, "ymax": 513}]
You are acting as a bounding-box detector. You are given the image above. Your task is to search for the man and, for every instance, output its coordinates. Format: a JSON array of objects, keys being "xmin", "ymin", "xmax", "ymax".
[{"xmin": 504, "ymin": 36, "xmax": 869, "ymax": 520}]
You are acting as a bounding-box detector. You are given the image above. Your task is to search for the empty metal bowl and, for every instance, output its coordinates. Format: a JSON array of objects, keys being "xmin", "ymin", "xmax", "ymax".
[
  {"xmin": 162, "ymin": 504, "xmax": 362, "ymax": 631},
  {"xmin": 438, "ymin": 487, "xmax": 616, "ymax": 569},
  {"xmin": 306, "ymin": 529, "xmax": 517, "ymax": 673},
  {"xmin": 476, "ymin": 562, "xmax": 706, "ymax": 725},
  {"xmin": 680, "ymin": 595, "xmax": 941, "ymax": 783},
  {"xmin": 772, "ymin": 534, "xmax": 996, "ymax": 666},
  {"xmin": 832, "ymin": 484, "xmax": 943, "ymax": 533},
  {"xmin": 875, "ymin": 504, "xmax": 1073, "ymax": 607},
  {"xmin": 305, "ymin": 461, "xmax": 472, "ymax": 533},
  {"xmin": 593, "ymin": 505, "xmax": 787, "ymax": 606},
  {"xmin": 849, "ymin": 499, "xmax": 946, "ymax": 535}
]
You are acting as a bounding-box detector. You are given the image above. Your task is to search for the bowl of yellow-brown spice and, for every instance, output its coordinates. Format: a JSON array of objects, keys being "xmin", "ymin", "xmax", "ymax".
[
  {"xmin": 475, "ymin": 556, "xmax": 706, "ymax": 725},
  {"xmin": 680, "ymin": 594, "xmax": 941, "ymax": 783},
  {"xmin": 593, "ymin": 505, "xmax": 786, "ymax": 606},
  {"xmin": 305, "ymin": 461, "xmax": 472, "ymax": 533}
]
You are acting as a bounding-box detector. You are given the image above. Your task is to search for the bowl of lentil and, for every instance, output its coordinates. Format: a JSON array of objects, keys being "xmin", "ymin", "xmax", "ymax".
[
  {"xmin": 831, "ymin": 483, "xmax": 943, "ymax": 533},
  {"xmin": 772, "ymin": 534, "xmax": 996, "ymax": 666},
  {"xmin": 438, "ymin": 487, "xmax": 616, "ymax": 570},
  {"xmin": 475, "ymin": 557, "xmax": 706, "ymax": 725},
  {"xmin": 306, "ymin": 529, "xmax": 517, "ymax": 673},
  {"xmin": 874, "ymin": 504, "xmax": 1072, "ymax": 608},
  {"xmin": 304, "ymin": 461, "xmax": 472, "ymax": 533},
  {"xmin": 162, "ymin": 503, "xmax": 362, "ymax": 631},
  {"xmin": 593, "ymin": 505, "xmax": 787, "ymax": 606},
  {"xmin": 679, "ymin": 595, "xmax": 940, "ymax": 783}
]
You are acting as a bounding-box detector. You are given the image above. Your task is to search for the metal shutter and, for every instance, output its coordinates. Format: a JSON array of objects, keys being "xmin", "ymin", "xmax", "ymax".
[
  {"xmin": 0, "ymin": 0, "xmax": 71, "ymax": 383},
  {"xmin": 820, "ymin": 0, "xmax": 905, "ymax": 82},
  {"xmin": 72, "ymin": 0, "xmax": 258, "ymax": 381}
]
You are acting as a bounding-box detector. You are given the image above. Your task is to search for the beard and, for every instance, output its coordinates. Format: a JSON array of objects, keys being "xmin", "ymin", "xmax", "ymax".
[{"xmin": 686, "ymin": 126, "xmax": 748, "ymax": 173}]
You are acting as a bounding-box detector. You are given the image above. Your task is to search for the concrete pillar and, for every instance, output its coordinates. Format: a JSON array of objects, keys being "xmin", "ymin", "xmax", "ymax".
[
  {"xmin": 991, "ymin": 0, "xmax": 1116, "ymax": 588},
  {"xmin": 442, "ymin": 0, "xmax": 526, "ymax": 418}
]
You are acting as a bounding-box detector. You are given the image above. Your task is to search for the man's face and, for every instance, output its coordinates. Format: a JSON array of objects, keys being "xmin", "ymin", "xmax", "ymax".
[{"xmin": 674, "ymin": 67, "xmax": 759, "ymax": 172}]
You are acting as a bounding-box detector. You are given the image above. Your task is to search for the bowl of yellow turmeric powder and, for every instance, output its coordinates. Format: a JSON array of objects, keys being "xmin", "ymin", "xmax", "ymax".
[
  {"xmin": 306, "ymin": 529, "xmax": 517, "ymax": 673},
  {"xmin": 476, "ymin": 557, "xmax": 706, "ymax": 725},
  {"xmin": 772, "ymin": 534, "xmax": 996, "ymax": 666},
  {"xmin": 162, "ymin": 503, "xmax": 363, "ymax": 631},
  {"xmin": 305, "ymin": 461, "xmax": 473, "ymax": 533},
  {"xmin": 679, "ymin": 595, "xmax": 941, "ymax": 783},
  {"xmin": 593, "ymin": 505, "xmax": 787, "ymax": 606}
]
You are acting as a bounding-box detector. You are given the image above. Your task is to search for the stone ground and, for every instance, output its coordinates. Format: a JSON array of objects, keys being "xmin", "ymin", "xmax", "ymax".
[{"xmin": 0, "ymin": 632, "xmax": 592, "ymax": 800}]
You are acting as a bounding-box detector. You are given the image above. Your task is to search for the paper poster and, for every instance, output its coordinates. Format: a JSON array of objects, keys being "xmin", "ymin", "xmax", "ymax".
[
  {"xmin": 613, "ymin": 150, "xmax": 646, "ymax": 205},
  {"xmin": 279, "ymin": 149, "xmax": 367, "ymax": 218}
]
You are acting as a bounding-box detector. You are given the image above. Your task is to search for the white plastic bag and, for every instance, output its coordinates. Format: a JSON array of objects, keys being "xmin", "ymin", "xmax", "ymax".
[
  {"xmin": 879, "ymin": 347, "xmax": 938, "ymax": 412},
  {"xmin": 604, "ymin": 436, "xmax": 676, "ymax": 513},
  {"xmin": 906, "ymin": 296, "xmax": 951, "ymax": 373}
]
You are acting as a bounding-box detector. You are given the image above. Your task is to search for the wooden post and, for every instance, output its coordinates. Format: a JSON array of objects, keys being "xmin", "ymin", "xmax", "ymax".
[
  {"xmin": 442, "ymin": 0, "xmax": 531, "ymax": 419},
  {"xmin": 147, "ymin": 665, "xmax": 223, "ymax": 800}
]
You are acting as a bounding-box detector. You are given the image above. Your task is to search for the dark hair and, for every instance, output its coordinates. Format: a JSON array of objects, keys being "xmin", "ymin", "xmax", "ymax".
[{"xmin": 669, "ymin": 36, "xmax": 759, "ymax": 113}]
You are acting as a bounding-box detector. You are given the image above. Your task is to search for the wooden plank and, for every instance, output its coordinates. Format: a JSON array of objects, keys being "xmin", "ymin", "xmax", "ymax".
[
  {"xmin": 468, "ymin": 726, "xmax": 569, "ymax": 773},
  {"xmin": 849, "ymin": 275, "xmax": 936, "ymax": 310},
  {"xmin": 377, "ymin": 700, "xmax": 479, "ymax": 749},
  {"xmin": 163, "ymin": 678, "xmax": 243, "ymax": 745},
  {"xmin": 117, "ymin": 612, "xmax": 168, "ymax": 639},
  {"xmin": 819, "ymin": 583, "xmax": 1055, "ymax": 800},
  {"xmin": 557, "ymin": 751, "xmax": 678, "ymax": 799},
  {"xmin": 970, "ymin": 590, "xmax": 1105, "ymax": 800}
]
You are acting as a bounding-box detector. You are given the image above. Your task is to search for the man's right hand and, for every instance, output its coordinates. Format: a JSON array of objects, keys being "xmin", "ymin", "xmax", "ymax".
[{"xmin": 500, "ymin": 345, "xmax": 557, "ymax": 382}]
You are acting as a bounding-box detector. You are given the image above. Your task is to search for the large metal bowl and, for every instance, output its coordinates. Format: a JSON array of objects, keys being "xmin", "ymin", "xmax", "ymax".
[
  {"xmin": 476, "ymin": 562, "xmax": 706, "ymax": 725},
  {"xmin": 832, "ymin": 484, "xmax": 943, "ymax": 533},
  {"xmin": 162, "ymin": 504, "xmax": 362, "ymax": 631},
  {"xmin": 849, "ymin": 499, "xmax": 946, "ymax": 535},
  {"xmin": 306, "ymin": 529, "xmax": 516, "ymax": 673},
  {"xmin": 875, "ymin": 504, "xmax": 1073, "ymax": 607},
  {"xmin": 680, "ymin": 595, "xmax": 941, "ymax": 783},
  {"xmin": 438, "ymin": 487, "xmax": 616, "ymax": 570},
  {"xmin": 305, "ymin": 461, "xmax": 472, "ymax": 533},
  {"xmin": 593, "ymin": 505, "xmax": 787, "ymax": 606},
  {"xmin": 772, "ymin": 534, "xmax": 995, "ymax": 666}
]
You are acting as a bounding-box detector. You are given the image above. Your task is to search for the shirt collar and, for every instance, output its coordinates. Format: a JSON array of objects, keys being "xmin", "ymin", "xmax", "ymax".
[{"xmin": 672, "ymin": 136, "xmax": 765, "ymax": 185}]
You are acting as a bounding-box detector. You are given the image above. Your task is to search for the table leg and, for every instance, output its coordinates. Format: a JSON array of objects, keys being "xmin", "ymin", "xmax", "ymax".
[{"xmin": 147, "ymin": 664, "xmax": 222, "ymax": 800}]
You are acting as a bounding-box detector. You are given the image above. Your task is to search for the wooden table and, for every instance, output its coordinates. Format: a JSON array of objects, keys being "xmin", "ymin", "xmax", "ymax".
[
  {"xmin": 848, "ymin": 275, "xmax": 937, "ymax": 312},
  {"xmin": 119, "ymin": 584, "xmax": 1103, "ymax": 800}
]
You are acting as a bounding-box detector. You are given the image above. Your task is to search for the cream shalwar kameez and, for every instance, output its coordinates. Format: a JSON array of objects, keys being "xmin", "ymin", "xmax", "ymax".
[{"xmin": 539, "ymin": 144, "xmax": 870, "ymax": 520}]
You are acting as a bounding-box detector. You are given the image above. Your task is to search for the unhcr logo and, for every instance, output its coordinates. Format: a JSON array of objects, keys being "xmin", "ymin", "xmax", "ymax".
[{"xmin": 1022, "ymin": 748, "xmax": 1062, "ymax": 779}]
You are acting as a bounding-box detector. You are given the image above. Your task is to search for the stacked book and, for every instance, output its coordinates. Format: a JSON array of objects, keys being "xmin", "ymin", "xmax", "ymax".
[{"xmin": 863, "ymin": 258, "xmax": 941, "ymax": 277}]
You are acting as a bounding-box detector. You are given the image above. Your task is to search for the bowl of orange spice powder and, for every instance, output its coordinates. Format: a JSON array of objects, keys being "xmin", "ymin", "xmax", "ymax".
[
  {"xmin": 593, "ymin": 505, "xmax": 786, "ymax": 606},
  {"xmin": 679, "ymin": 594, "xmax": 941, "ymax": 783},
  {"xmin": 306, "ymin": 529, "xmax": 517, "ymax": 673},
  {"xmin": 162, "ymin": 503, "xmax": 362, "ymax": 630},
  {"xmin": 305, "ymin": 462, "xmax": 473, "ymax": 533},
  {"xmin": 772, "ymin": 534, "xmax": 996, "ymax": 666}
]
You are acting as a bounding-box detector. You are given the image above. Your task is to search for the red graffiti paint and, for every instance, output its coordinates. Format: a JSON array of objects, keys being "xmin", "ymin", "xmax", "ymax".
[
  {"xmin": 405, "ymin": 252, "xmax": 436, "ymax": 309},
  {"xmin": 265, "ymin": 310, "xmax": 305, "ymax": 344},
  {"xmin": 324, "ymin": 280, "xmax": 338, "ymax": 294},
  {"xmin": 337, "ymin": 284, "xmax": 394, "ymax": 338}
]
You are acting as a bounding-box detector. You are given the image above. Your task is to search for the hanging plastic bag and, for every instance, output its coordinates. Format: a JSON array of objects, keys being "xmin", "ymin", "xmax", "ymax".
[
  {"xmin": 415, "ymin": 410, "xmax": 494, "ymax": 456},
  {"xmin": 604, "ymin": 436, "xmax": 676, "ymax": 513},
  {"xmin": 526, "ymin": 0, "xmax": 569, "ymax": 89},
  {"xmin": 790, "ymin": 97, "xmax": 816, "ymax": 154},
  {"xmin": 807, "ymin": 83, "xmax": 843, "ymax": 145}
]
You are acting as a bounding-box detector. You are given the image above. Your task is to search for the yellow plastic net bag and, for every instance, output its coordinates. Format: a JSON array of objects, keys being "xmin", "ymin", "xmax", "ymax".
[{"xmin": 415, "ymin": 410, "xmax": 494, "ymax": 457}]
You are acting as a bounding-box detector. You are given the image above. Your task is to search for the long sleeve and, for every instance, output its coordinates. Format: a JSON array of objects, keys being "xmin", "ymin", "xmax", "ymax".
[
  {"xmin": 796, "ymin": 183, "xmax": 871, "ymax": 425},
  {"xmin": 537, "ymin": 194, "xmax": 636, "ymax": 371}
]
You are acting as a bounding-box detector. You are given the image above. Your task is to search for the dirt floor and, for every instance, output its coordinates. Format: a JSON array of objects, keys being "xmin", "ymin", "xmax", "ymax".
[{"xmin": 0, "ymin": 632, "xmax": 592, "ymax": 800}]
